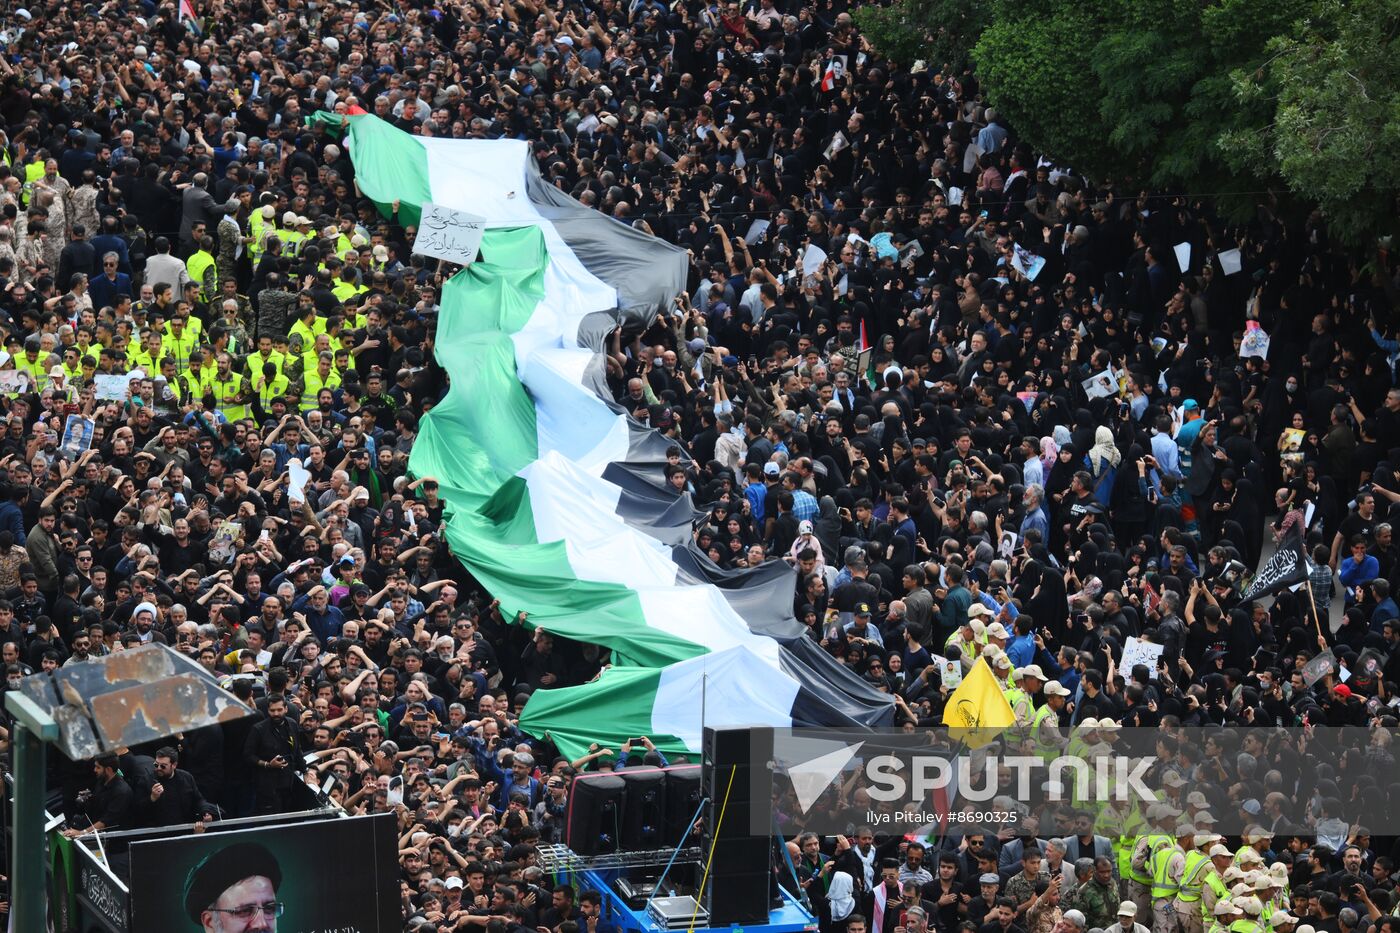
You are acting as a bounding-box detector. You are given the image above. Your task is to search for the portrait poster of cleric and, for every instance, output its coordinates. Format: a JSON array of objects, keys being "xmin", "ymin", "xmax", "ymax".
[{"xmin": 127, "ymin": 814, "xmax": 399, "ymax": 933}]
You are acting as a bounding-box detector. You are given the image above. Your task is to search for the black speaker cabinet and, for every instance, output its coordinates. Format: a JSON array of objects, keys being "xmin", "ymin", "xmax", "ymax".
[
  {"xmin": 620, "ymin": 767, "xmax": 668, "ymax": 850},
  {"xmin": 565, "ymin": 772, "xmax": 627, "ymax": 856},
  {"xmin": 662, "ymin": 765, "xmax": 703, "ymax": 845},
  {"xmin": 701, "ymin": 726, "xmax": 774, "ymax": 925}
]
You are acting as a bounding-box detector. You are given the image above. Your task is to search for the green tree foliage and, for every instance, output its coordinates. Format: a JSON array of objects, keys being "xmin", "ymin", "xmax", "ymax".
[
  {"xmin": 853, "ymin": 0, "xmax": 989, "ymax": 71},
  {"xmin": 1224, "ymin": 0, "xmax": 1400, "ymax": 246},
  {"xmin": 859, "ymin": 0, "xmax": 1400, "ymax": 246},
  {"xmin": 971, "ymin": 5, "xmax": 1107, "ymax": 178}
]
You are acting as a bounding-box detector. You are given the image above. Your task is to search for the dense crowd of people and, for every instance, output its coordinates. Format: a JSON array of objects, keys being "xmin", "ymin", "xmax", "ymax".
[{"xmin": 2, "ymin": 0, "xmax": 1400, "ymax": 929}]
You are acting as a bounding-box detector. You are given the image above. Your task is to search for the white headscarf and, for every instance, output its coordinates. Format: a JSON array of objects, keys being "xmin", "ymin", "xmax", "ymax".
[
  {"xmin": 827, "ymin": 871, "xmax": 856, "ymax": 922},
  {"xmin": 1088, "ymin": 426, "xmax": 1121, "ymax": 476}
]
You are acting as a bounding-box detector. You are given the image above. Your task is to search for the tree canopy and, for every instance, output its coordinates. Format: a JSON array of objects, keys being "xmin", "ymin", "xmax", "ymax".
[{"xmin": 855, "ymin": 0, "xmax": 1400, "ymax": 247}]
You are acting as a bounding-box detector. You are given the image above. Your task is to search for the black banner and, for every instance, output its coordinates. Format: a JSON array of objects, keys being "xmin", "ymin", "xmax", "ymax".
[
  {"xmin": 1241, "ymin": 528, "xmax": 1309, "ymax": 601},
  {"xmin": 77, "ymin": 857, "xmax": 128, "ymax": 933},
  {"xmin": 128, "ymin": 813, "xmax": 400, "ymax": 933}
]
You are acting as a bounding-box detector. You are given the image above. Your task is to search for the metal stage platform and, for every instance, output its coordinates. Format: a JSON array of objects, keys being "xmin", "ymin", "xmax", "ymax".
[{"xmin": 538, "ymin": 844, "xmax": 818, "ymax": 933}]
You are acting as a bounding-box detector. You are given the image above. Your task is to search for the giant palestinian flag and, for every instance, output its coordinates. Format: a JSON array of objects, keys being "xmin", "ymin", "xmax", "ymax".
[{"xmin": 313, "ymin": 112, "xmax": 893, "ymax": 759}]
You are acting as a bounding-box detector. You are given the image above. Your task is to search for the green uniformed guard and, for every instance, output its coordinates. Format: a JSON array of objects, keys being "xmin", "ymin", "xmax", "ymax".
[
  {"xmin": 1032, "ymin": 681, "xmax": 1070, "ymax": 761},
  {"xmin": 1174, "ymin": 836, "xmax": 1213, "ymax": 933},
  {"xmin": 1200, "ymin": 845, "xmax": 1234, "ymax": 929}
]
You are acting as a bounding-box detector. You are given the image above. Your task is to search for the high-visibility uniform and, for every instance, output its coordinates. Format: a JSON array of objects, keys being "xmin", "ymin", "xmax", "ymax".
[
  {"xmin": 288, "ymin": 317, "xmax": 324, "ymax": 353},
  {"xmin": 1030, "ymin": 704, "xmax": 1060, "ymax": 760},
  {"xmin": 253, "ymin": 372, "xmax": 289, "ymax": 412},
  {"xmin": 301, "ymin": 368, "xmax": 341, "ymax": 411},
  {"xmin": 13, "ymin": 352, "xmax": 48, "ymax": 392},
  {"xmin": 128, "ymin": 346, "xmax": 162, "ymax": 375},
  {"xmin": 160, "ymin": 329, "xmax": 198, "ymax": 374},
  {"xmin": 331, "ymin": 278, "xmax": 367, "ymax": 304},
  {"xmin": 333, "ymin": 232, "xmax": 353, "ymax": 259},
  {"xmin": 248, "ymin": 212, "xmax": 269, "ymax": 265},
  {"xmin": 1201, "ymin": 872, "xmax": 1229, "ymax": 925},
  {"xmin": 210, "ymin": 372, "xmax": 249, "ymax": 421},
  {"xmin": 1130, "ymin": 834, "xmax": 1173, "ymax": 919},
  {"xmin": 282, "ymin": 228, "xmax": 304, "ymax": 255},
  {"xmin": 22, "ymin": 160, "xmax": 43, "ymax": 205},
  {"xmin": 1112, "ymin": 834, "xmax": 1136, "ymax": 882},
  {"xmin": 1228, "ymin": 922, "xmax": 1261, "ymax": 933},
  {"xmin": 1174, "ymin": 851, "xmax": 1210, "ymax": 933},
  {"xmin": 177, "ymin": 369, "xmax": 212, "ymax": 405},
  {"xmin": 245, "ymin": 349, "xmax": 286, "ymax": 380},
  {"xmin": 186, "ymin": 249, "xmax": 218, "ymax": 302},
  {"xmin": 1151, "ymin": 844, "xmax": 1183, "ymax": 933}
]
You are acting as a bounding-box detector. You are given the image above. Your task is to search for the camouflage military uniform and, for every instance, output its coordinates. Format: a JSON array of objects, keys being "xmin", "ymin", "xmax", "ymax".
[{"xmin": 1078, "ymin": 877, "xmax": 1122, "ymax": 931}]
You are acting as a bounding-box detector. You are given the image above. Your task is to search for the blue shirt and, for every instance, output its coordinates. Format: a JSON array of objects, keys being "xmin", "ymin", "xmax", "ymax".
[
  {"xmin": 1007, "ymin": 632, "xmax": 1037, "ymax": 668},
  {"xmin": 744, "ymin": 481, "xmax": 767, "ymax": 523},
  {"xmin": 1340, "ymin": 554, "xmax": 1380, "ymax": 599},
  {"xmin": 976, "ymin": 123, "xmax": 1007, "ymax": 155},
  {"xmin": 1149, "ymin": 431, "xmax": 1181, "ymax": 492},
  {"xmin": 1022, "ymin": 457, "xmax": 1044, "ymax": 488},
  {"xmin": 1020, "ymin": 506, "xmax": 1049, "ymax": 542},
  {"xmin": 791, "ymin": 489, "xmax": 819, "ymax": 523}
]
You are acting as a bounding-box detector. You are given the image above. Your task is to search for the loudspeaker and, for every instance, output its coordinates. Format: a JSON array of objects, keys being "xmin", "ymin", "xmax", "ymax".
[
  {"xmin": 705, "ymin": 870, "xmax": 771, "ymax": 918},
  {"xmin": 701, "ymin": 726, "xmax": 773, "ymax": 925},
  {"xmin": 565, "ymin": 773, "xmax": 627, "ymax": 856},
  {"xmin": 662, "ymin": 765, "xmax": 702, "ymax": 845},
  {"xmin": 620, "ymin": 767, "xmax": 668, "ymax": 850}
]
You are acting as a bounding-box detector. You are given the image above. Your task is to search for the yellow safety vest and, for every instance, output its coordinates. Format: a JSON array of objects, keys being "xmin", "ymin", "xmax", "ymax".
[
  {"xmin": 1030, "ymin": 704, "xmax": 1059, "ymax": 759},
  {"xmin": 254, "ymin": 372, "xmax": 289, "ymax": 411},
  {"xmin": 186, "ymin": 250, "xmax": 218, "ymax": 302},
  {"xmin": 160, "ymin": 331, "xmax": 197, "ymax": 373},
  {"xmin": 14, "ymin": 353, "xmax": 47, "ymax": 392},
  {"xmin": 1151, "ymin": 844, "xmax": 1181, "ymax": 901},
  {"xmin": 210, "ymin": 372, "xmax": 248, "ymax": 421},
  {"xmin": 248, "ymin": 212, "xmax": 268, "ymax": 262},
  {"xmin": 331, "ymin": 279, "xmax": 367, "ymax": 304},
  {"xmin": 177, "ymin": 370, "xmax": 210, "ymax": 404},
  {"xmin": 288, "ymin": 318, "xmax": 324, "ymax": 353},
  {"xmin": 1113, "ymin": 835, "xmax": 1135, "ymax": 883},
  {"xmin": 22, "ymin": 161, "xmax": 43, "ymax": 204},
  {"xmin": 1229, "ymin": 922, "xmax": 1260, "ymax": 933},
  {"xmin": 301, "ymin": 368, "xmax": 341, "ymax": 410},
  {"xmin": 128, "ymin": 347, "xmax": 162, "ymax": 375},
  {"xmin": 1178, "ymin": 851, "xmax": 1210, "ymax": 902},
  {"xmin": 1203, "ymin": 872, "xmax": 1228, "ymax": 919},
  {"xmin": 245, "ymin": 350, "xmax": 286, "ymax": 380},
  {"xmin": 1131, "ymin": 834, "xmax": 1171, "ymax": 885}
]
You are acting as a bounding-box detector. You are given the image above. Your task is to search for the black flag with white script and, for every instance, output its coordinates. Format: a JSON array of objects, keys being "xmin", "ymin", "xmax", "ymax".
[{"xmin": 1241, "ymin": 528, "xmax": 1308, "ymax": 601}]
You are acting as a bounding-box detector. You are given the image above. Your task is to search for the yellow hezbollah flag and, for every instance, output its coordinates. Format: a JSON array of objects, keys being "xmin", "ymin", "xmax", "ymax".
[{"xmin": 942, "ymin": 657, "xmax": 1016, "ymax": 748}]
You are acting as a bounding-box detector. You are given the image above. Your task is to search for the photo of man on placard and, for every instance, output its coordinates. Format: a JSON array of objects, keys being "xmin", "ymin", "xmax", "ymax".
[{"xmin": 182, "ymin": 842, "xmax": 283, "ymax": 933}]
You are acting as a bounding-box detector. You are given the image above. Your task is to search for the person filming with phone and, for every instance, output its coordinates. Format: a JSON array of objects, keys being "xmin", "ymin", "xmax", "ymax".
[{"xmin": 244, "ymin": 694, "xmax": 305, "ymax": 815}]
